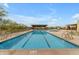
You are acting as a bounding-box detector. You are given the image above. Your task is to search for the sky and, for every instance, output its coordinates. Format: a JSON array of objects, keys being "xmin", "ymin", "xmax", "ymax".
[{"xmin": 1, "ymin": 3, "xmax": 79, "ymax": 27}]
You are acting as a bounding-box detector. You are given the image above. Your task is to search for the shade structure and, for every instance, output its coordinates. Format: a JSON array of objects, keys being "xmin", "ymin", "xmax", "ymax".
[{"xmin": 32, "ymin": 25, "xmax": 47, "ymax": 30}]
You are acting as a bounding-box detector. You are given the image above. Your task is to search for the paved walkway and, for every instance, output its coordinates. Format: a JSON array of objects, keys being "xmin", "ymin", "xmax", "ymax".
[
  {"xmin": 48, "ymin": 30, "xmax": 79, "ymax": 46},
  {"xmin": 1, "ymin": 49, "xmax": 79, "ymax": 55}
]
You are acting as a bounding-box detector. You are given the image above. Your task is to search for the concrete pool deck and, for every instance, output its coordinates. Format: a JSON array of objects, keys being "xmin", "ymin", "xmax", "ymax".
[
  {"xmin": 0, "ymin": 30, "xmax": 32, "ymax": 42},
  {"xmin": 48, "ymin": 30, "xmax": 79, "ymax": 46},
  {"xmin": 1, "ymin": 49, "xmax": 79, "ymax": 55}
]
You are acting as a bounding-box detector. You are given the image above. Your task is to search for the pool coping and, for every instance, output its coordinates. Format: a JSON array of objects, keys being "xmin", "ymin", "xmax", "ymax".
[
  {"xmin": 47, "ymin": 31, "xmax": 79, "ymax": 47},
  {"xmin": 0, "ymin": 30, "xmax": 32, "ymax": 43}
]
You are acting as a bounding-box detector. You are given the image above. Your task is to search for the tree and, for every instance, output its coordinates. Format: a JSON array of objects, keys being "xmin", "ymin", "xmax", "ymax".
[
  {"xmin": 0, "ymin": 5, "xmax": 27, "ymax": 34},
  {"xmin": 0, "ymin": 5, "xmax": 7, "ymax": 21}
]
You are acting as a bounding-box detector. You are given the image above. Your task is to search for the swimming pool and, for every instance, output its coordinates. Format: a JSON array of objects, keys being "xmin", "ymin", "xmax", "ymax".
[{"xmin": 0, "ymin": 30, "xmax": 79, "ymax": 50}]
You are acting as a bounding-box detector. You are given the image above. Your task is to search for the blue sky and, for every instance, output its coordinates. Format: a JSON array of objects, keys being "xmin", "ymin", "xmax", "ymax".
[{"xmin": 2, "ymin": 3, "xmax": 79, "ymax": 26}]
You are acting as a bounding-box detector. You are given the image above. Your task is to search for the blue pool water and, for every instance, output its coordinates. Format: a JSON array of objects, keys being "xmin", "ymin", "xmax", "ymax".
[{"xmin": 0, "ymin": 30, "xmax": 79, "ymax": 49}]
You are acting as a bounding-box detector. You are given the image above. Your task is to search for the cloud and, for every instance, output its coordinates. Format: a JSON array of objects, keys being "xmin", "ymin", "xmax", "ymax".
[
  {"xmin": 3, "ymin": 3, "xmax": 9, "ymax": 8},
  {"xmin": 7, "ymin": 14, "xmax": 61, "ymax": 27},
  {"xmin": 72, "ymin": 13, "xmax": 79, "ymax": 23},
  {"xmin": 0, "ymin": 3, "xmax": 9, "ymax": 8},
  {"xmin": 72, "ymin": 14, "xmax": 79, "ymax": 20}
]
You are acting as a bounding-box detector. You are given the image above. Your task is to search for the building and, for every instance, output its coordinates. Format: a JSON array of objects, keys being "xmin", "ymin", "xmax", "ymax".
[
  {"xmin": 77, "ymin": 20, "xmax": 79, "ymax": 32},
  {"xmin": 31, "ymin": 25, "xmax": 47, "ymax": 30},
  {"xmin": 65, "ymin": 24, "xmax": 77, "ymax": 30},
  {"xmin": 64, "ymin": 20, "xmax": 79, "ymax": 32}
]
